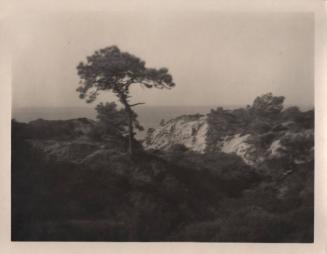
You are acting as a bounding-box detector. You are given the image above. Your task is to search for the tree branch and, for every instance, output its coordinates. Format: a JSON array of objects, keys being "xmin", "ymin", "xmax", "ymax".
[
  {"xmin": 139, "ymin": 81, "xmax": 153, "ymax": 88},
  {"xmin": 130, "ymin": 102, "xmax": 145, "ymax": 107}
]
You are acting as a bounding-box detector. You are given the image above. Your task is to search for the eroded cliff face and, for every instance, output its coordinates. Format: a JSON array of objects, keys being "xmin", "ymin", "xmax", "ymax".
[
  {"xmin": 221, "ymin": 134, "xmax": 257, "ymax": 166},
  {"xmin": 144, "ymin": 116, "xmax": 259, "ymax": 165},
  {"xmin": 145, "ymin": 115, "xmax": 208, "ymax": 152},
  {"xmin": 144, "ymin": 114, "xmax": 314, "ymax": 167}
]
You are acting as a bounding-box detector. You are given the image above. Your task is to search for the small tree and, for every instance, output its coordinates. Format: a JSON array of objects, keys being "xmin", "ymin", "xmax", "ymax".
[
  {"xmin": 251, "ymin": 93, "xmax": 285, "ymax": 117},
  {"xmin": 94, "ymin": 102, "xmax": 130, "ymax": 137},
  {"xmin": 76, "ymin": 46, "xmax": 175, "ymax": 154},
  {"xmin": 279, "ymin": 131, "xmax": 314, "ymax": 165}
]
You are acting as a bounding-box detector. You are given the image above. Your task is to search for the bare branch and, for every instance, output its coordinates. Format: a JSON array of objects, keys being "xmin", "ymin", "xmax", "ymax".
[{"xmin": 130, "ymin": 102, "xmax": 146, "ymax": 107}]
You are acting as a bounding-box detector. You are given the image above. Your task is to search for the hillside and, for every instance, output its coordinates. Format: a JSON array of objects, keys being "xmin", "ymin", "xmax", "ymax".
[
  {"xmin": 11, "ymin": 94, "xmax": 314, "ymax": 242},
  {"xmin": 145, "ymin": 94, "xmax": 314, "ymax": 169}
]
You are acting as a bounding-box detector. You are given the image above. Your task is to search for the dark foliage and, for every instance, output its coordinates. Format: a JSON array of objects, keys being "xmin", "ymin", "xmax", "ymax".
[
  {"xmin": 13, "ymin": 118, "xmax": 95, "ymax": 140},
  {"xmin": 88, "ymin": 102, "xmax": 143, "ymax": 141},
  {"xmin": 11, "ymin": 93, "xmax": 314, "ymax": 242}
]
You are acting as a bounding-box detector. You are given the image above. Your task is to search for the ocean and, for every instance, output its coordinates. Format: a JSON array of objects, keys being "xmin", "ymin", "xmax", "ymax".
[
  {"xmin": 12, "ymin": 105, "xmax": 221, "ymax": 138},
  {"xmin": 12, "ymin": 104, "xmax": 313, "ymax": 139}
]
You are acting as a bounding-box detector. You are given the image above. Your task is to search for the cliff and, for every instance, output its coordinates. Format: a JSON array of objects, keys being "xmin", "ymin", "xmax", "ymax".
[
  {"xmin": 144, "ymin": 103, "xmax": 313, "ymax": 168},
  {"xmin": 145, "ymin": 114, "xmax": 208, "ymax": 152}
]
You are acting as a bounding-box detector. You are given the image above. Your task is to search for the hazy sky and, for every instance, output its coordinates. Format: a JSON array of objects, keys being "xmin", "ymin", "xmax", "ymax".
[{"xmin": 12, "ymin": 11, "xmax": 314, "ymax": 108}]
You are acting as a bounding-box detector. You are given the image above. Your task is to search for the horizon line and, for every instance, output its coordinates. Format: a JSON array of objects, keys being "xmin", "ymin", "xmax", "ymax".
[{"xmin": 12, "ymin": 103, "xmax": 314, "ymax": 109}]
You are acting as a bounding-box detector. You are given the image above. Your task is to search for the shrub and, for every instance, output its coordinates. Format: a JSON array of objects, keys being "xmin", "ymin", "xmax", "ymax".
[{"xmin": 251, "ymin": 93, "xmax": 285, "ymax": 117}]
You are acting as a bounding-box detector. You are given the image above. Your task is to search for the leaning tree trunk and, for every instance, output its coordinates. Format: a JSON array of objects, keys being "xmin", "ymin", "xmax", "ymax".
[
  {"xmin": 126, "ymin": 108, "xmax": 134, "ymax": 155},
  {"xmin": 120, "ymin": 93, "xmax": 134, "ymax": 155}
]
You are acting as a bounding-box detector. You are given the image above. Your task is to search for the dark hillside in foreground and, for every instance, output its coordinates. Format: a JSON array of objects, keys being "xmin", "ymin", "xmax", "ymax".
[{"xmin": 11, "ymin": 102, "xmax": 314, "ymax": 242}]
